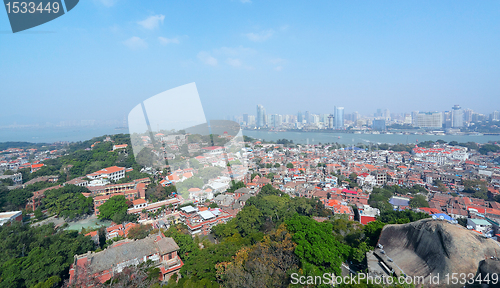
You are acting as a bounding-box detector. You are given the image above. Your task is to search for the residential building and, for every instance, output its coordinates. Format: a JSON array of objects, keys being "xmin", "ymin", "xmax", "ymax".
[
  {"xmin": 86, "ymin": 166, "xmax": 126, "ymax": 182},
  {"xmin": 69, "ymin": 234, "xmax": 183, "ymax": 285},
  {"xmin": 0, "ymin": 211, "xmax": 22, "ymax": 226},
  {"xmin": 415, "ymin": 112, "xmax": 443, "ymax": 128}
]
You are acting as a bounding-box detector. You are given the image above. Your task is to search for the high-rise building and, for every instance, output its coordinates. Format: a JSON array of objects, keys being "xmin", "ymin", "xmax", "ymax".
[
  {"xmin": 464, "ymin": 109, "xmax": 473, "ymax": 124},
  {"xmin": 243, "ymin": 114, "xmax": 249, "ymax": 125},
  {"xmin": 383, "ymin": 109, "xmax": 391, "ymax": 121},
  {"xmin": 452, "ymin": 105, "xmax": 463, "ymax": 128},
  {"xmin": 352, "ymin": 112, "xmax": 359, "ymax": 125},
  {"xmin": 257, "ymin": 105, "xmax": 266, "ymax": 128},
  {"xmin": 270, "ymin": 114, "xmax": 282, "ymax": 127},
  {"xmin": 297, "ymin": 111, "xmax": 302, "ymax": 123},
  {"xmin": 305, "ymin": 111, "xmax": 311, "ymax": 124},
  {"xmin": 443, "ymin": 111, "xmax": 452, "ymax": 128},
  {"xmin": 334, "ymin": 106, "xmax": 344, "ymax": 129},
  {"xmin": 472, "ymin": 113, "xmax": 486, "ymax": 123},
  {"xmin": 490, "ymin": 111, "xmax": 499, "ymax": 121},
  {"xmin": 415, "ymin": 112, "xmax": 443, "ymax": 128},
  {"xmin": 327, "ymin": 114, "xmax": 334, "ymax": 129},
  {"xmin": 311, "ymin": 114, "xmax": 319, "ymax": 124},
  {"xmin": 248, "ymin": 115, "xmax": 256, "ymax": 126},
  {"xmin": 404, "ymin": 113, "xmax": 412, "ymax": 124},
  {"xmin": 411, "ymin": 111, "xmax": 419, "ymax": 126}
]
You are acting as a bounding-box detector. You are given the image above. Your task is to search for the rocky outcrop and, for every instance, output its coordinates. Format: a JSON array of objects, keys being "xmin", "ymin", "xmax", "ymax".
[
  {"xmin": 377, "ymin": 219, "xmax": 500, "ymax": 287},
  {"xmin": 477, "ymin": 259, "xmax": 500, "ymax": 288}
]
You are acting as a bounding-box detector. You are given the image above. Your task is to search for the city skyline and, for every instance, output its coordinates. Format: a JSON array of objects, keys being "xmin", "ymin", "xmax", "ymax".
[{"xmin": 235, "ymin": 103, "xmax": 500, "ymax": 129}]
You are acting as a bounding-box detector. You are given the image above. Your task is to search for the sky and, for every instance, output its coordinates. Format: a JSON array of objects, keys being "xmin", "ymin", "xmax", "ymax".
[{"xmin": 1, "ymin": 0, "xmax": 499, "ymax": 126}]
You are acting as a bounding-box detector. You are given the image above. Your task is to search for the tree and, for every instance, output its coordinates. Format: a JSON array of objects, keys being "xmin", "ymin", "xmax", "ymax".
[
  {"xmin": 216, "ymin": 224, "xmax": 298, "ymax": 288},
  {"xmin": 286, "ymin": 163, "xmax": 294, "ymax": 169},
  {"xmin": 127, "ymin": 224, "xmax": 151, "ymax": 240},
  {"xmin": 273, "ymin": 163, "xmax": 280, "ymax": 168},
  {"xmin": 409, "ymin": 195, "xmax": 429, "ymax": 208},
  {"xmin": 285, "ymin": 214, "xmax": 350, "ymax": 276},
  {"xmin": 235, "ymin": 206, "xmax": 263, "ymax": 237},
  {"xmin": 34, "ymin": 207, "xmax": 45, "ymax": 221},
  {"xmin": 42, "ymin": 185, "xmax": 93, "ymax": 220},
  {"xmin": 97, "ymin": 195, "xmax": 129, "ymax": 220},
  {"xmin": 0, "ymin": 222, "xmax": 94, "ymax": 288},
  {"xmin": 363, "ymin": 220, "xmax": 386, "ymax": 247},
  {"xmin": 349, "ymin": 172, "xmax": 358, "ymax": 182},
  {"xmin": 225, "ymin": 181, "xmax": 245, "ymax": 193}
]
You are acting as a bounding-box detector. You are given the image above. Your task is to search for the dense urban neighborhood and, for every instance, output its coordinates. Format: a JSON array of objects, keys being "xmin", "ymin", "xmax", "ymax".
[{"xmin": 1, "ymin": 132, "xmax": 500, "ymax": 287}]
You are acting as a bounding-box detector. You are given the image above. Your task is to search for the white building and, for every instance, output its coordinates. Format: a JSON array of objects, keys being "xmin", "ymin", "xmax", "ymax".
[
  {"xmin": 467, "ymin": 218, "xmax": 492, "ymax": 233},
  {"xmin": 86, "ymin": 166, "xmax": 126, "ymax": 181}
]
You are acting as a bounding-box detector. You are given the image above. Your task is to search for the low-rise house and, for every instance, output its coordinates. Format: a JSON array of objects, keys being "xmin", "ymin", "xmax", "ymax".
[
  {"xmin": 358, "ymin": 205, "xmax": 380, "ymax": 225},
  {"xmin": 69, "ymin": 234, "xmax": 183, "ymax": 285},
  {"xmin": 0, "ymin": 211, "xmax": 22, "ymax": 226},
  {"xmin": 179, "ymin": 206, "xmax": 233, "ymax": 236},
  {"xmin": 467, "ymin": 218, "xmax": 492, "ymax": 233}
]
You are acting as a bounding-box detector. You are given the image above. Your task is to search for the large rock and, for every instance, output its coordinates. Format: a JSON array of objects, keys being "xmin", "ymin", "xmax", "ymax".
[
  {"xmin": 377, "ymin": 219, "xmax": 500, "ymax": 287},
  {"xmin": 477, "ymin": 259, "xmax": 500, "ymax": 288}
]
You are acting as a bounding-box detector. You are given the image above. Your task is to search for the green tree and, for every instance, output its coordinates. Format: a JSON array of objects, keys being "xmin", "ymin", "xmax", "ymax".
[
  {"xmin": 286, "ymin": 163, "xmax": 294, "ymax": 169},
  {"xmin": 97, "ymin": 195, "xmax": 129, "ymax": 220},
  {"xmin": 409, "ymin": 195, "xmax": 429, "ymax": 208},
  {"xmin": 235, "ymin": 206, "xmax": 263, "ymax": 237},
  {"xmin": 42, "ymin": 185, "xmax": 93, "ymax": 220},
  {"xmin": 34, "ymin": 207, "xmax": 45, "ymax": 221},
  {"xmin": 0, "ymin": 222, "xmax": 94, "ymax": 288},
  {"xmin": 285, "ymin": 214, "xmax": 350, "ymax": 276}
]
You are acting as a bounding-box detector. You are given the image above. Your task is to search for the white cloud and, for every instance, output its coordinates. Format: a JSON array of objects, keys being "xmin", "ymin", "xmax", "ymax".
[
  {"xmin": 270, "ymin": 58, "xmax": 286, "ymax": 65},
  {"xmin": 245, "ymin": 29, "xmax": 274, "ymax": 42},
  {"xmin": 216, "ymin": 46, "xmax": 256, "ymax": 56},
  {"xmin": 270, "ymin": 58, "xmax": 286, "ymax": 71},
  {"xmin": 158, "ymin": 36, "xmax": 180, "ymax": 45},
  {"xmin": 96, "ymin": 0, "xmax": 117, "ymax": 7},
  {"xmin": 197, "ymin": 51, "xmax": 218, "ymax": 66},
  {"xmin": 138, "ymin": 15, "xmax": 165, "ymax": 30},
  {"xmin": 226, "ymin": 58, "xmax": 242, "ymax": 67},
  {"xmin": 123, "ymin": 36, "xmax": 148, "ymax": 50}
]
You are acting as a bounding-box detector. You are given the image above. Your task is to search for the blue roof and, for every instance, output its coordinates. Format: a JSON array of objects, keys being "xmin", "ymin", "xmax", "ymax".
[
  {"xmin": 389, "ymin": 197, "xmax": 410, "ymax": 206},
  {"xmin": 432, "ymin": 213, "xmax": 453, "ymax": 221}
]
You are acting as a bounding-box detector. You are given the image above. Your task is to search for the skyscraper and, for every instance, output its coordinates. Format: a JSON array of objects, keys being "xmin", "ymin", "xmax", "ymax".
[
  {"xmin": 415, "ymin": 112, "xmax": 443, "ymax": 128},
  {"xmin": 327, "ymin": 114, "xmax": 334, "ymax": 129},
  {"xmin": 305, "ymin": 111, "xmax": 310, "ymax": 124},
  {"xmin": 243, "ymin": 114, "xmax": 249, "ymax": 125},
  {"xmin": 297, "ymin": 111, "xmax": 302, "ymax": 123},
  {"xmin": 490, "ymin": 111, "xmax": 499, "ymax": 121},
  {"xmin": 372, "ymin": 119, "xmax": 386, "ymax": 131},
  {"xmin": 334, "ymin": 106, "xmax": 344, "ymax": 129},
  {"xmin": 452, "ymin": 105, "xmax": 463, "ymax": 128},
  {"xmin": 257, "ymin": 104, "xmax": 266, "ymax": 128},
  {"xmin": 411, "ymin": 111, "xmax": 419, "ymax": 126}
]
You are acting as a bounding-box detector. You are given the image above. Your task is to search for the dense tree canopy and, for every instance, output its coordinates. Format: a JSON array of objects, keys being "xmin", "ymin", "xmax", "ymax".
[
  {"xmin": 286, "ymin": 214, "xmax": 350, "ymax": 276},
  {"xmin": 97, "ymin": 195, "xmax": 129, "ymax": 220},
  {"xmin": 0, "ymin": 222, "xmax": 94, "ymax": 288},
  {"xmin": 42, "ymin": 185, "xmax": 93, "ymax": 220}
]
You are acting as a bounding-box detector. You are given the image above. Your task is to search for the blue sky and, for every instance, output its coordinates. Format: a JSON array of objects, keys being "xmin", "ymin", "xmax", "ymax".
[{"xmin": 1, "ymin": 0, "xmax": 499, "ymax": 125}]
